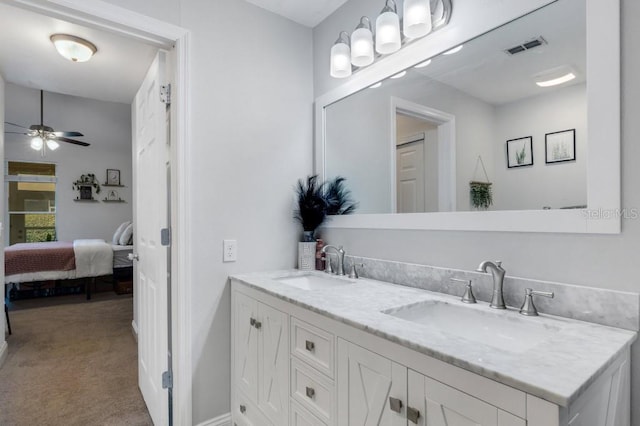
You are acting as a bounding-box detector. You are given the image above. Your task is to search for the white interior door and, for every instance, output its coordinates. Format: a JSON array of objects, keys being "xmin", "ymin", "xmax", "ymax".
[
  {"xmin": 133, "ymin": 51, "xmax": 169, "ymax": 425},
  {"xmin": 396, "ymin": 141, "xmax": 425, "ymax": 213}
]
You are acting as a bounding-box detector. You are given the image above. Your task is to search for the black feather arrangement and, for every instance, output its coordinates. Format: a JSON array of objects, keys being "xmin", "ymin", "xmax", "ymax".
[
  {"xmin": 294, "ymin": 175, "xmax": 358, "ymax": 241},
  {"xmin": 294, "ymin": 175, "xmax": 328, "ymax": 234},
  {"xmin": 324, "ymin": 176, "xmax": 358, "ymax": 215}
]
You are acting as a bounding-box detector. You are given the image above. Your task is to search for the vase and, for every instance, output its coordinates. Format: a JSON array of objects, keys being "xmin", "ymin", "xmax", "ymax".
[
  {"xmin": 298, "ymin": 241, "xmax": 317, "ymax": 270},
  {"xmin": 302, "ymin": 230, "xmax": 315, "ymax": 242}
]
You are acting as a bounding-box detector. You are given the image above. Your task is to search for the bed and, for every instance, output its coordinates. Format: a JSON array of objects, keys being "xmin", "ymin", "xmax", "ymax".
[{"xmin": 4, "ymin": 239, "xmax": 134, "ymax": 300}]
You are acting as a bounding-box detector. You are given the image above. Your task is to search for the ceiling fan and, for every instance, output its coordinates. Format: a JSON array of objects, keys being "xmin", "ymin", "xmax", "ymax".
[{"xmin": 4, "ymin": 90, "xmax": 90, "ymax": 154}]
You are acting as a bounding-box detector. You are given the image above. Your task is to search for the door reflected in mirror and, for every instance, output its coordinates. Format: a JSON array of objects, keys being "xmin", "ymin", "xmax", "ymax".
[{"xmin": 324, "ymin": 0, "xmax": 586, "ymax": 214}]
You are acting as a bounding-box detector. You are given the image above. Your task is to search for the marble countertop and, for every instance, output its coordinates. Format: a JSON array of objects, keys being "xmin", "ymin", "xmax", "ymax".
[{"xmin": 230, "ymin": 269, "xmax": 637, "ymax": 407}]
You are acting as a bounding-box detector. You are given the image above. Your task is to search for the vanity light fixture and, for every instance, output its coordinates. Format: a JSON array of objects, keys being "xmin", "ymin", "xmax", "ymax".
[
  {"xmin": 414, "ymin": 59, "xmax": 432, "ymax": 68},
  {"xmin": 351, "ymin": 17, "xmax": 374, "ymax": 67},
  {"xmin": 329, "ymin": 0, "xmax": 452, "ymax": 78},
  {"xmin": 403, "ymin": 0, "xmax": 432, "ymax": 39},
  {"xmin": 443, "ymin": 44, "xmax": 464, "ymax": 55},
  {"xmin": 376, "ymin": 0, "xmax": 402, "ymax": 54},
  {"xmin": 330, "ymin": 31, "xmax": 352, "ymax": 78},
  {"xmin": 50, "ymin": 34, "xmax": 97, "ymax": 62},
  {"xmin": 390, "ymin": 70, "xmax": 407, "ymax": 79}
]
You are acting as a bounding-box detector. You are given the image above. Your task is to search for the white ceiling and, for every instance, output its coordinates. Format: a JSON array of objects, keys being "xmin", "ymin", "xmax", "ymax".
[
  {"xmin": 0, "ymin": 3, "xmax": 158, "ymax": 104},
  {"xmin": 244, "ymin": 0, "xmax": 349, "ymax": 27}
]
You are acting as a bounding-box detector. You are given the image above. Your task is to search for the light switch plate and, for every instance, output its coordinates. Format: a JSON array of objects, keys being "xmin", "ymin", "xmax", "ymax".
[{"xmin": 223, "ymin": 239, "xmax": 237, "ymax": 262}]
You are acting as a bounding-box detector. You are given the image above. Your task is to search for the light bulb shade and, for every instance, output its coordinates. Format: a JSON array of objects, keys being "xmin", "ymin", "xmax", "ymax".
[
  {"xmin": 403, "ymin": 0, "xmax": 432, "ymax": 39},
  {"xmin": 50, "ymin": 34, "xmax": 97, "ymax": 63},
  {"xmin": 46, "ymin": 140, "xmax": 60, "ymax": 151},
  {"xmin": 376, "ymin": 11, "xmax": 401, "ymax": 54},
  {"xmin": 330, "ymin": 41, "xmax": 352, "ymax": 78},
  {"xmin": 351, "ymin": 27, "xmax": 374, "ymax": 67},
  {"xmin": 30, "ymin": 137, "xmax": 43, "ymax": 150}
]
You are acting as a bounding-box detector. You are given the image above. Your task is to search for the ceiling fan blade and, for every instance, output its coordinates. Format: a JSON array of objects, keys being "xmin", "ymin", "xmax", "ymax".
[
  {"xmin": 56, "ymin": 136, "xmax": 90, "ymax": 147},
  {"xmin": 4, "ymin": 122, "xmax": 29, "ymax": 129},
  {"xmin": 4, "ymin": 131, "xmax": 29, "ymax": 135},
  {"xmin": 54, "ymin": 131, "xmax": 84, "ymax": 137}
]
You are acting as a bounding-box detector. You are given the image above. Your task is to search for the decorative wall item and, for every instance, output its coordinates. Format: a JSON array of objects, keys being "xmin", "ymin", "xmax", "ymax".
[
  {"xmin": 469, "ymin": 156, "xmax": 493, "ymax": 209},
  {"xmin": 506, "ymin": 136, "xmax": 533, "ymax": 168},
  {"xmin": 106, "ymin": 169, "xmax": 121, "ymax": 185},
  {"xmin": 73, "ymin": 173, "xmax": 101, "ymax": 200},
  {"xmin": 107, "ymin": 190, "xmax": 119, "ymax": 201},
  {"xmin": 545, "ymin": 129, "xmax": 576, "ymax": 163}
]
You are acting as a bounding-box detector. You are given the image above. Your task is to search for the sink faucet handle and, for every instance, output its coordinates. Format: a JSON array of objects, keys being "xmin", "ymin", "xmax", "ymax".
[
  {"xmin": 450, "ymin": 278, "xmax": 477, "ymax": 304},
  {"xmin": 519, "ymin": 288, "xmax": 554, "ymax": 316},
  {"xmin": 349, "ymin": 263, "xmax": 364, "ymax": 279},
  {"xmin": 495, "ymin": 260, "xmax": 503, "ymax": 267},
  {"xmin": 323, "ymin": 256, "xmax": 333, "ymax": 274}
]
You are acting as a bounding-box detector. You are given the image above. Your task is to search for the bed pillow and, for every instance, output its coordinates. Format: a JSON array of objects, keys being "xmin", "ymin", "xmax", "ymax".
[
  {"xmin": 112, "ymin": 221, "xmax": 131, "ymax": 245},
  {"xmin": 119, "ymin": 223, "xmax": 134, "ymax": 246}
]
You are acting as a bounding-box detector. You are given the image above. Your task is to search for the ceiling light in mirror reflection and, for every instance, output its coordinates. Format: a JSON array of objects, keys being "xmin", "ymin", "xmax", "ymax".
[
  {"xmin": 534, "ymin": 65, "xmax": 578, "ymax": 87},
  {"xmin": 390, "ymin": 70, "xmax": 407, "ymax": 79},
  {"xmin": 443, "ymin": 44, "xmax": 463, "ymax": 55},
  {"xmin": 323, "ymin": 0, "xmax": 587, "ymax": 214}
]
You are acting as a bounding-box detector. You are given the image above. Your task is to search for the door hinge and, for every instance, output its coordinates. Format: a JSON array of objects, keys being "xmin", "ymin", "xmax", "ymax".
[
  {"xmin": 162, "ymin": 370, "xmax": 173, "ymax": 389},
  {"xmin": 160, "ymin": 84, "xmax": 172, "ymax": 105},
  {"xmin": 161, "ymin": 228, "xmax": 171, "ymax": 246}
]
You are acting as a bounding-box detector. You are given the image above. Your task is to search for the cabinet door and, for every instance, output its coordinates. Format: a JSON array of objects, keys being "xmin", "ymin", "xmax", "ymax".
[
  {"xmin": 409, "ymin": 370, "xmax": 499, "ymax": 426},
  {"xmin": 235, "ymin": 292, "xmax": 259, "ymax": 402},
  {"xmin": 337, "ymin": 339, "xmax": 406, "ymax": 426},
  {"xmin": 258, "ymin": 302, "xmax": 289, "ymax": 426}
]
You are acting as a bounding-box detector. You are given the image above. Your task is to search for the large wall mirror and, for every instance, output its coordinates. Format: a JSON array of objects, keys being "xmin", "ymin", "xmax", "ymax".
[{"xmin": 315, "ymin": 0, "xmax": 620, "ymax": 234}]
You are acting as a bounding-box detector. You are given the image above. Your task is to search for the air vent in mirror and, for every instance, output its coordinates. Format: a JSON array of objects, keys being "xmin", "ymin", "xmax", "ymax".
[{"xmin": 505, "ymin": 37, "xmax": 547, "ymax": 55}]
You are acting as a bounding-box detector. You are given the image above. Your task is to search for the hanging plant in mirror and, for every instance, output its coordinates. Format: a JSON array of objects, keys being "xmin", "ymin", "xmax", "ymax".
[
  {"xmin": 470, "ymin": 181, "xmax": 493, "ymax": 210},
  {"xmin": 294, "ymin": 175, "xmax": 358, "ymax": 242}
]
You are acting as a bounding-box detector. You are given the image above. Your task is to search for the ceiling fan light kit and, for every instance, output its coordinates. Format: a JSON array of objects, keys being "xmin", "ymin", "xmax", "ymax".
[
  {"xmin": 4, "ymin": 90, "xmax": 90, "ymax": 156},
  {"xmin": 50, "ymin": 34, "xmax": 97, "ymax": 63}
]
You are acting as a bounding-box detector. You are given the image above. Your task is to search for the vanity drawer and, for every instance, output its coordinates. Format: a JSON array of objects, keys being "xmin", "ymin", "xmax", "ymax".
[
  {"xmin": 291, "ymin": 358, "xmax": 335, "ymax": 424},
  {"xmin": 233, "ymin": 391, "xmax": 273, "ymax": 426},
  {"xmin": 291, "ymin": 316, "xmax": 335, "ymax": 378},
  {"xmin": 291, "ymin": 399, "xmax": 328, "ymax": 426}
]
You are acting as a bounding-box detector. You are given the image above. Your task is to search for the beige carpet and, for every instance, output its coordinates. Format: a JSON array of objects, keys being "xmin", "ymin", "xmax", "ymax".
[{"xmin": 0, "ymin": 296, "xmax": 153, "ymax": 426}]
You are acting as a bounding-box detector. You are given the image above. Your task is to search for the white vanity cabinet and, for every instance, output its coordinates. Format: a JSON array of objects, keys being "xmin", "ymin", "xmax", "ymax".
[
  {"xmin": 231, "ymin": 278, "xmax": 632, "ymax": 426},
  {"xmin": 232, "ymin": 290, "xmax": 289, "ymax": 426}
]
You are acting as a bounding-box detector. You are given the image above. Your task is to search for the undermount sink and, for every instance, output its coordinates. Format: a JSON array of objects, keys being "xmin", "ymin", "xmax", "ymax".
[
  {"xmin": 274, "ymin": 273, "xmax": 355, "ymax": 291},
  {"xmin": 383, "ymin": 300, "xmax": 561, "ymax": 353}
]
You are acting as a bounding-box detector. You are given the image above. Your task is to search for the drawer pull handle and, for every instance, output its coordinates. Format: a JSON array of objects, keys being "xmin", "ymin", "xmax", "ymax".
[
  {"xmin": 305, "ymin": 386, "xmax": 315, "ymax": 399},
  {"xmin": 249, "ymin": 318, "xmax": 256, "ymax": 326},
  {"xmin": 389, "ymin": 397, "xmax": 403, "ymax": 413},
  {"xmin": 254, "ymin": 320, "xmax": 262, "ymax": 330},
  {"xmin": 239, "ymin": 404, "xmax": 246, "ymax": 414},
  {"xmin": 407, "ymin": 406, "xmax": 421, "ymax": 423},
  {"xmin": 305, "ymin": 340, "xmax": 315, "ymax": 352}
]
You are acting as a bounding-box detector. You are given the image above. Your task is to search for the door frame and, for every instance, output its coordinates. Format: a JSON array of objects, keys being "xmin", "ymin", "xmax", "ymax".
[
  {"xmin": 390, "ymin": 97, "xmax": 456, "ymax": 213},
  {"xmin": 4, "ymin": 1, "xmax": 193, "ymax": 424}
]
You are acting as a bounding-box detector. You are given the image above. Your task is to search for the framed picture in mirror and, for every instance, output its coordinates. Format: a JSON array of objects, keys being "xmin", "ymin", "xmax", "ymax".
[
  {"xmin": 106, "ymin": 169, "xmax": 120, "ymax": 185},
  {"xmin": 506, "ymin": 136, "xmax": 533, "ymax": 168},
  {"xmin": 545, "ymin": 129, "xmax": 576, "ymax": 164}
]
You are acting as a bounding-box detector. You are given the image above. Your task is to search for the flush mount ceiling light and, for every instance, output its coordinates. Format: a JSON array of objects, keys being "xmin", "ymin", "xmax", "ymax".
[
  {"xmin": 50, "ymin": 34, "xmax": 97, "ymax": 62},
  {"xmin": 534, "ymin": 65, "xmax": 577, "ymax": 87},
  {"xmin": 329, "ymin": 0, "xmax": 452, "ymax": 79}
]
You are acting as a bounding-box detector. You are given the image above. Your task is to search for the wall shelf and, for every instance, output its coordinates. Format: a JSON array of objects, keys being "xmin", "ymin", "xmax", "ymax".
[
  {"xmin": 74, "ymin": 199, "xmax": 98, "ymax": 202},
  {"xmin": 102, "ymin": 199, "xmax": 127, "ymax": 203},
  {"xmin": 102, "ymin": 184, "xmax": 126, "ymax": 188}
]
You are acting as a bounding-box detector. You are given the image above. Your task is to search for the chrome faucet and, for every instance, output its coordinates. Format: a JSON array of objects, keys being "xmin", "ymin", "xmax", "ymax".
[
  {"xmin": 321, "ymin": 245, "xmax": 346, "ymax": 276},
  {"xmin": 476, "ymin": 260, "xmax": 506, "ymax": 309}
]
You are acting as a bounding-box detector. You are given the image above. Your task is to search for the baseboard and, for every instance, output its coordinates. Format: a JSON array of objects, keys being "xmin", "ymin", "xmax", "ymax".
[
  {"xmin": 131, "ymin": 320, "xmax": 138, "ymax": 342},
  {"xmin": 0, "ymin": 340, "xmax": 8, "ymax": 369},
  {"xmin": 195, "ymin": 412, "xmax": 231, "ymax": 426}
]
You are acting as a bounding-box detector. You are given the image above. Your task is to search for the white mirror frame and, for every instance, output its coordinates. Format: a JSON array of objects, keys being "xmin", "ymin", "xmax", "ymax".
[{"xmin": 315, "ymin": 0, "xmax": 620, "ymax": 234}]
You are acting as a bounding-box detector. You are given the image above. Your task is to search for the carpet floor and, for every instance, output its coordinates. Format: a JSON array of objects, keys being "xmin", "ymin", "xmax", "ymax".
[{"xmin": 0, "ymin": 296, "xmax": 153, "ymax": 426}]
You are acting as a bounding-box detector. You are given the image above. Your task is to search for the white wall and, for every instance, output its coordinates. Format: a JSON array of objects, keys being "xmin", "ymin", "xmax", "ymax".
[
  {"xmin": 0, "ymin": 73, "xmax": 6, "ymax": 346},
  {"xmin": 4, "ymin": 84, "xmax": 133, "ymax": 243},
  {"xmin": 492, "ymin": 83, "xmax": 587, "ymax": 210},
  {"xmin": 314, "ymin": 1, "xmax": 640, "ymax": 424},
  {"xmin": 179, "ymin": 0, "xmax": 313, "ymax": 423}
]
